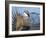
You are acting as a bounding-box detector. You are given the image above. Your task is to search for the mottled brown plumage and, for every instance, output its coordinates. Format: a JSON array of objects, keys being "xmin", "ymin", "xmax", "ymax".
[{"xmin": 16, "ymin": 13, "xmax": 28, "ymax": 31}]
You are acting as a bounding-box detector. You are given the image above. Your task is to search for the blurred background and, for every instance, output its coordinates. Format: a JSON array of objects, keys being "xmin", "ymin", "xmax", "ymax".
[{"xmin": 12, "ymin": 7, "xmax": 40, "ymax": 31}]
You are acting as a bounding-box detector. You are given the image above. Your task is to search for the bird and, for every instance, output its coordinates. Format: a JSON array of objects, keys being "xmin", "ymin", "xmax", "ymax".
[{"xmin": 24, "ymin": 9, "xmax": 30, "ymax": 17}]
